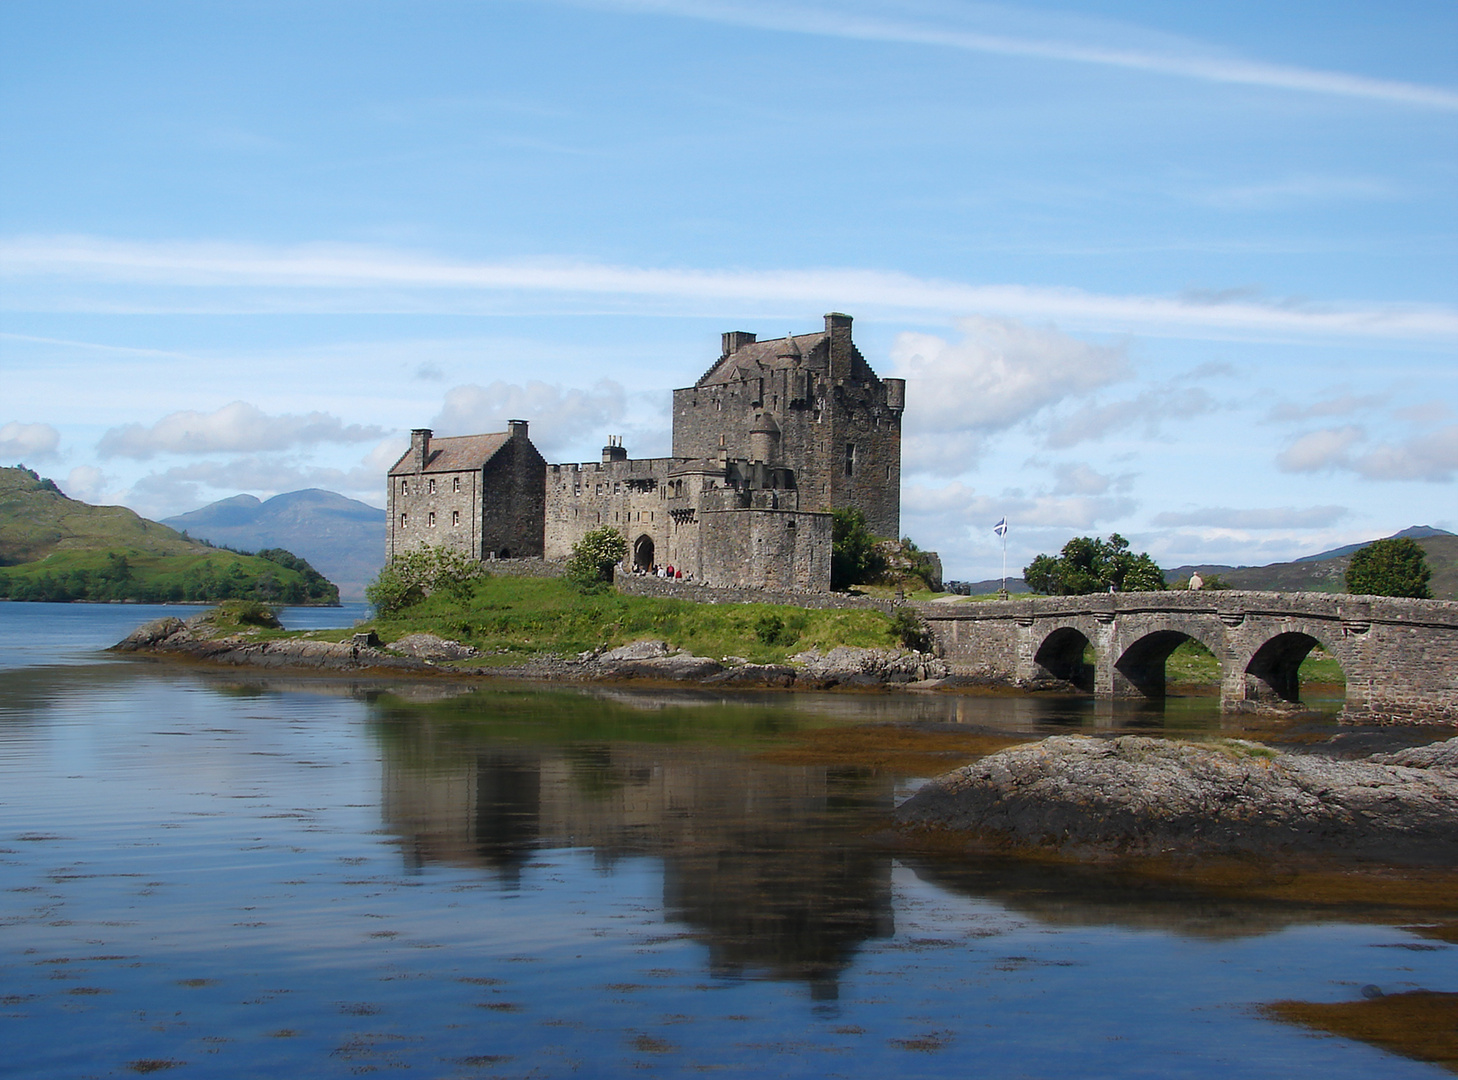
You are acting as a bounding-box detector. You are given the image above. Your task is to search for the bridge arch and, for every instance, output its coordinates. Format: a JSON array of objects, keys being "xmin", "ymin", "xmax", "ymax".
[
  {"xmin": 1031, "ymin": 626, "xmax": 1095, "ymax": 692},
  {"xmin": 1238, "ymin": 628, "xmax": 1346, "ymax": 709},
  {"xmin": 1113, "ymin": 626, "xmax": 1227, "ymax": 700}
]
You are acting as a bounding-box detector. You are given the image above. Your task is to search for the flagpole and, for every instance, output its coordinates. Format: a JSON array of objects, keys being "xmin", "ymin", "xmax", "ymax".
[{"xmin": 1001, "ymin": 528, "xmax": 1007, "ymax": 594}]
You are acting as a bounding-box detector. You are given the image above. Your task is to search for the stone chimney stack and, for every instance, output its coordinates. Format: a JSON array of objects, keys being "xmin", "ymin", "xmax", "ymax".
[
  {"xmin": 507, "ymin": 419, "xmax": 529, "ymax": 440},
  {"xmin": 601, "ymin": 434, "xmax": 627, "ymax": 463},
  {"xmin": 824, "ymin": 312, "xmax": 853, "ymax": 379},
  {"xmin": 722, "ymin": 330, "xmax": 757, "ymax": 356},
  {"xmin": 410, "ymin": 428, "xmax": 431, "ymax": 472}
]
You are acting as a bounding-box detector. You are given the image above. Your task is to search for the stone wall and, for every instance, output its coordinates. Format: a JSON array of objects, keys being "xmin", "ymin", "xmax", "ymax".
[
  {"xmin": 387, "ymin": 468, "xmax": 484, "ymax": 562},
  {"xmin": 696, "ymin": 508, "xmax": 832, "ymax": 592},
  {"xmin": 616, "ymin": 572, "xmax": 895, "ymax": 612},
  {"xmin": 480, "ymin": 437, "xmax": 547, "ymax": 558}
]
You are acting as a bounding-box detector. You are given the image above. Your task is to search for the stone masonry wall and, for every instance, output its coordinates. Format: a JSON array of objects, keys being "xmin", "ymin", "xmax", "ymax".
[{"xmin": 387, "ymin": 469, "xmax": 483, "ymax": 562}]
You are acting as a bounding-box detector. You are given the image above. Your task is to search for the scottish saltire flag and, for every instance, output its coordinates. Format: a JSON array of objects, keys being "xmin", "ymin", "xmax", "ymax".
[{"xmin": 993, "ymin": 518, "xmax": 1008, "ymax": 536}]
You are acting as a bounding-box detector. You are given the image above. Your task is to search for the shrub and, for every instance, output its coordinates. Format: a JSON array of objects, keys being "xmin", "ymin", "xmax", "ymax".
[
  {"xmin": 1345, "ymin": 538, "xmax": 1432, "ymax": 599},
  {"xmin": 565, "ymin": 527, "xmax": 628, "ymax": 592},
  {"xmin": 366, "ymin": 545, "xmax": 487, "ymax": 615},
  {"xmin": 890, "ymin": 608, "xmax": 932, "ymax": 651},
  {"xmin": 831, "ymin": 508, "xmax": 887, "ymax": 590}
]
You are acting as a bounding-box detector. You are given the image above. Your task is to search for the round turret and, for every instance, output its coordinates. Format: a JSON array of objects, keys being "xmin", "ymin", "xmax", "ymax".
[{"xmin": 748, "ymin": 410, "xmax": 780, "ymax": 464}]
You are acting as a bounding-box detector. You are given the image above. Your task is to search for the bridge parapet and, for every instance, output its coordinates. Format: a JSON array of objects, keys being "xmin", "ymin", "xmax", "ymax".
[{"xmin": 913, "ymin": 591, "xmax": 1458, "ymax": 724}]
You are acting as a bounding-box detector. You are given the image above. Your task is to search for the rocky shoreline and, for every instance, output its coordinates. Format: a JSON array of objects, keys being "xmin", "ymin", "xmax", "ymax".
[
  {"xmin": 111, "ymin": 616, "xmax": 952, "ymax": 690},
  {"xmin": 896, "ymin": 734, "xmax": 1458, "ymax": 864}
]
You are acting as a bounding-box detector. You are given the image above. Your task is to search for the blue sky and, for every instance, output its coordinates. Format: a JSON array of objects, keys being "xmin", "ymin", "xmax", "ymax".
[{"xmin": 2, "ymin": 0, "xmax": 1455, "ymax": 580}]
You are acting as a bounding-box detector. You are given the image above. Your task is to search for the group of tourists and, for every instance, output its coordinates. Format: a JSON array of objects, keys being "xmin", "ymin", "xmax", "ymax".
[{"xmin": 631, "ymin": 563, "xmax": 689, "ymax": 581}]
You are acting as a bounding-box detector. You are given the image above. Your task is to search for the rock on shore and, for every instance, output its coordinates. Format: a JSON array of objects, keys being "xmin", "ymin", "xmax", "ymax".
[{"xmin": 896, "ymin": 734, "xmax": 1458, "ymax": 863}]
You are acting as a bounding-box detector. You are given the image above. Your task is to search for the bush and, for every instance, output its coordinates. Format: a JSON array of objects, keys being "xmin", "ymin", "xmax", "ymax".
[
  {"xmin": 1024, "ymin": 533, "xmax": 1165, "ymax": 595},
  {"xmin": 1345, "ymin": 538, "xmax": 1432, "ymax": 599},
  {"xmin": 890, "ymin": 607, "xmax": 932, "ymax": 651},
  {"xmin": 565, "ymin": 527, "xmax": 627, "ymax": 592},
  {"xmin": 367, "ymin": 545, "xmax": 487, "ymax": 615},
  {"xmin": 831, "ymin": 508, "xmax": 887, "ymax": 590}
]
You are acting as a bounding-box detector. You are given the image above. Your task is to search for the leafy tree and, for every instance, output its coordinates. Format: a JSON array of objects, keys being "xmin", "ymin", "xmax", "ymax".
[
  {"xmin": 1024, "ymin": 533, "xmax": 1166, "ymax": 595},
  {"xmin": 1345, "ymin": 538, "xmax": 1432, "ymax": 599},
  {"xmin": 564, "ymin": 527, "xmax": 628, "ymax": 592},
  {"xmin": 831, "ymin": 508, "xmax": 887, "ymax": 591},
  {"xmin": 366, "ymin": 545, "xmax": 487, "ymax": 614}
]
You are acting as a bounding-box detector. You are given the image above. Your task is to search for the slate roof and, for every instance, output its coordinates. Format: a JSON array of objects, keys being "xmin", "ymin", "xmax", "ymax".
[
  {"xmin": 694, "ymin": 331, "xmax": 829, "ymax": 387},
  {"xmin": 387, "ymin": 432, "xmax": 510, "ymax": 475}
]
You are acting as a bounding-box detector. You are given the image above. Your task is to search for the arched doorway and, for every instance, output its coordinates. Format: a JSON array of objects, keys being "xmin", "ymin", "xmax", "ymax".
[
  {"xmin": 633, "ymin": 534, "xmax": 655, "ymax": 572},
  {"xmin": 1033, "ymin": 627, "xmax": 1094, "ymax": 692},
  {"xmin": 1245, "ymin": 632, "xmax": 1345, "ymax": 707},
  {"xmin": 498, "ymin": 547, "xmax": 511, "ymax": 559}
]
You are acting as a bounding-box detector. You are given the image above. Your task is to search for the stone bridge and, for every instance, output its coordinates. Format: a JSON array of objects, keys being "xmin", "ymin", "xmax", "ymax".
[{"xmin": 914, "ymin": 591, "xmax": 1458, "ymax": 723}]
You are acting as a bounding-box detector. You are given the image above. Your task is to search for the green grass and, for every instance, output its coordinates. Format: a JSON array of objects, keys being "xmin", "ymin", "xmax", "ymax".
[{"xmin": 362, "ymin": 574, "xmax": 906, "ymax": 662}]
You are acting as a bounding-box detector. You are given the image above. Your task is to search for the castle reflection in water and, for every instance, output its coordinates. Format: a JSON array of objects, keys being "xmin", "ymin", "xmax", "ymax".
[{"xmin": 374, "ymin": 694, "xmax": 896, "ymax": 999}]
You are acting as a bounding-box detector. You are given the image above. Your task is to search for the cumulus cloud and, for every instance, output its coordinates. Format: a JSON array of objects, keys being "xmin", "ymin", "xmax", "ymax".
[
  {"xmin": 0, "ymin": 421, "xmax": 61, "ymax": 461},
  {"xmin": 1043, "ymin": 385, "xmax": 1216, "ymax": 449},
  {"xmin": 124, "ymin": 453, "xmax": 389, "ymax": 518},
  {"xmin": 431, "ymin": 379, "xmax": 627, "ymax": 458},
  {"xmin": 1050, "ymin": 463, "xmax": 1114, "ymax": 495},
  {"xmin": 97, "ymin": 401, "xmax": 388, "ymax": 460},
  {"xmin": 1276, "ymin": 423, "xmax": 1458, "ymax": 481},
  {"xmin": 1151, "ymin": 505, "xmax": 1348, "ymax": 529},
  {"xmin": 64, "ymin": 465, "xmax": 109, "ymax": 504},
  {"xmin": 892, "ymin": 317, "xmax": 1128, "ymax": 473},
  {"xmin": 902, "ymin": 481, "xmax": 1136, "ymax": 531},
  {"xmin": 1276, "ymin": 425, "xmax": 1365, "ymax": 472}
]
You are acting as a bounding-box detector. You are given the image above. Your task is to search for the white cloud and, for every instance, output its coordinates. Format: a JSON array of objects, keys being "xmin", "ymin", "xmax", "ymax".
[
  {"xmin": 1276, "ymin": 425, "xmax": 1365, "ymax": 472},
  {"xmin": 1349, "ymin": 424, "xmax": 1458, "ymax": 482},
  {"xmin": 124, "ymin": 454, "xmax": 388, "ymax": 518},
  {"xmin": 0, "ymin": 421, "xmax": 61, "ymax": 462},
  {"xmin": 1043, "ymin": 385, "xmax": 1216, "ymax": 449},
  {"xmin": 431, "ymin": 380, "xmax": 627, "ymax": 459},
  {"xmin": 574, "ymin": 0, "xmax": 1458, "ymax": 110},
  {"xmin": 1151, "ymin": 505, "xmax": 1349, "ymax": 529},
  {"xmin": 63, "ymin": 465, "xmax": 109, "ymax": 504},
  {"xmin": 1267, "ymin": 393, "xmax": 1386, "ymax": 422},
  {"xmin": 5, "ymin": 236, "xmax": 1456, "ymax": 342},
  {"xmin": 97, "ymin": 401, "xmax": 388, "ymax": 460},
  {"xmin": 892, "ymin": 317, "xmax": 1128, "ymax": 473},
  {"xmin": 1050, "ymin": 463, "xmax": 1113, "ymax": 495}
]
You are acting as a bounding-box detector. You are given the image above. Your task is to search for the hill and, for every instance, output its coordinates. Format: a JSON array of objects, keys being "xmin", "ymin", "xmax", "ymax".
[
  {"xmin": 0, "ymin": 466, "xmax": 338, "ymax": 604},
  {"xmin": 1164, "ymin": 529, "xmax": 1457, "ymax": 601},
  {"xmin": 162, "ymin": 489, "xmax": 385, "ymax": 600}
]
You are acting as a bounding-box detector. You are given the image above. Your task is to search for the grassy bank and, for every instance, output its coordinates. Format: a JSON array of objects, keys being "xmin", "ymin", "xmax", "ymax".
[{"xmin": 360, "ymin": 574, "xmax": 906, "ymax": 663}]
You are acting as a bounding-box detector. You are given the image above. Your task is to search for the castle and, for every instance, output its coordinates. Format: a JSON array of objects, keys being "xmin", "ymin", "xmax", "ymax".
[{"xmin": 386, "ymin": 313, "xmax": 904, "ymax": 592}]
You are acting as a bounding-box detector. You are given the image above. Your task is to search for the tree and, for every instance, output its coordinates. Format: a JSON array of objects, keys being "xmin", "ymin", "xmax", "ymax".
[
  {"xmin": 831, "ymin": 508, "xmax": 887, "ymax": 591},
  {"xmin": 366, "ymin": 545, "xmax": 486, "ymax": 614},
  {"xmin": 564, "ymin": 527, "xmax": 627, "ymax": 591},
  {"xmin": 1023, "ymin": 533, "xmax": 1166, "ymax": 595},
  {"xmin": 1345, "ymin": 538, "xmax": 1432, "ymax": 599}
]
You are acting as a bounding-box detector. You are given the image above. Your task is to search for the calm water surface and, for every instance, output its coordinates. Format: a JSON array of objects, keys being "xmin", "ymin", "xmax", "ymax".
[{"xmin": 0, "ymin": 602, "xmax": 1451, "ymax": 1078}]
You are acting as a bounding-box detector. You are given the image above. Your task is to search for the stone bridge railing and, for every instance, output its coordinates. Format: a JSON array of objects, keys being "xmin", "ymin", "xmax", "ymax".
[{"xmin": 913, "ymin": 591, "xmax": 1458, "ymax": 723}]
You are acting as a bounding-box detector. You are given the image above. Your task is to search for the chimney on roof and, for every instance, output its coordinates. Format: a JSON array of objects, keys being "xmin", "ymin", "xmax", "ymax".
[
  {"xmin": 825, "ymin": 312, "xmax": 853, "ymax": 379},
  {"xmin": 507, "ymin": 419, "xmax": 529, "ymax": 440},
  {"xmin": 602, "ymin": 434, "xmax": 627, "ymax": 463},
  {"xmin": 410, "ymin": 428, "xmax": 431, "ymax": 472},
  {"xmin": 722, "ymin": 330, "xmax": 757, "ymax": 356}
]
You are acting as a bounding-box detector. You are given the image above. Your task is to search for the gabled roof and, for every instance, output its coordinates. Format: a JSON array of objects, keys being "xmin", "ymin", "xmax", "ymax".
[
  {"xmin": 694, "ymin": 331, "xmax": 828, "ymax": 387},
  {"xmin": 387, "ymin": 432, "xmax": 511, "ymax": 475}
]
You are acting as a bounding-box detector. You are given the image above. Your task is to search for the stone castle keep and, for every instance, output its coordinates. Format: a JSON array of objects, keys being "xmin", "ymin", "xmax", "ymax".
[{"xmin": 387, "ymin": 313, "xmax": 904, "ymax": 592}]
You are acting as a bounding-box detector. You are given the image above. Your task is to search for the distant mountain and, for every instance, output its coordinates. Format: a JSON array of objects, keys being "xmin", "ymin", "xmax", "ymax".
[
  {"xmin": 1163, "ymin": 527, "xmax": 1457, "ymax": 601},
  {"xmin": 164, "ymin": 489, "xmax": 384, "ymax": 600},
  {"xmin": 1292, "ymin": 525, "xmax": 1455, "ymax": 563}
]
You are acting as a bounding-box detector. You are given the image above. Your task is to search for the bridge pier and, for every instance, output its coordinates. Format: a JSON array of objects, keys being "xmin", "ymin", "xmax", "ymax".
[{"xmin": 917, "ymin": 591, "xmax": 1458, "ymax": 724}]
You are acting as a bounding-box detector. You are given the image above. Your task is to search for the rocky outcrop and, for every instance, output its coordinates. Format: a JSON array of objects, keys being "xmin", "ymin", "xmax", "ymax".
[
  {"xmin": 112, "ymin": 614, "xmax": 418, "ymax": 671},
  {"xmin": 896, "ymin": 734, "xmax": 1458, "ymax": 863},
  {"xmin": 792, "ymin": 646, "xmax": 949, "ymax": 687},
  {"xmin": 389, "ymin": 633, "xmax": 479, "ymax": 661}
]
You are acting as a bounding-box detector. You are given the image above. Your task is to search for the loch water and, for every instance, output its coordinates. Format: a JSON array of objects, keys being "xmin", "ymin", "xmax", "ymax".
[{"xmin": 0, "ymin": 602, "xmax": 1452, "ymax": 1078}]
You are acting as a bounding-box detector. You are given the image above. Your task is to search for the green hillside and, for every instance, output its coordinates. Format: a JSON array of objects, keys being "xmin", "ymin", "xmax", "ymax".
[
  {"xmin": 1166, "ymin": 533, "xmax": 1458, "ymax": 601},
  {"xmin": 0, "ymin": 466, "xmax": 338, "ymax": 604}
]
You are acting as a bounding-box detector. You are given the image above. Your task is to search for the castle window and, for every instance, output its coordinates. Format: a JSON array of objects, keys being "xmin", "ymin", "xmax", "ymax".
[
  {"xmin": 428, "ymin": 478, "xmax": 436, "ymax": 494},
  {"xmin": 452, "ymin": 510, "xmax": 460, "ymax": 527},
  {"xmin": 453, "ymin": 477, "xmax": 460, "ymax": 493},
  {"xmin": 400, "ymin": 512, "xmax": 408, "ymax": 528},
  {"xmin": 427, "ymin": 511, "xmax": 436, "ymax": 527},
  {"xmin": 401, "ymin": 479, "xmax": 408, "ymax": 495},
  {"xmin": 845, "ymin": 443, "xmax": 856, "ymax": 477}
]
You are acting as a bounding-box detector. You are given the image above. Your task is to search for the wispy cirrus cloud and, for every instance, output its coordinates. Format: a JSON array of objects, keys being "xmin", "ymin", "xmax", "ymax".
[
  {"xmin": 431, "ymin": 380, "xmax": 628, "ymax": 459},
  {"xmin": 97, "ymin": 401, "xmax": 388, "ymax": 460},
  {"xmin": 4, "ymin": 236, "xmax": 1456, "ymax": 342},
  {"xmin": 1151, "ymin": 505, "xmax": 1349, "ymax": 529},
  {"xmin": 571, "ymin": 0, "xmax": 1458, "ymax": 110}
]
